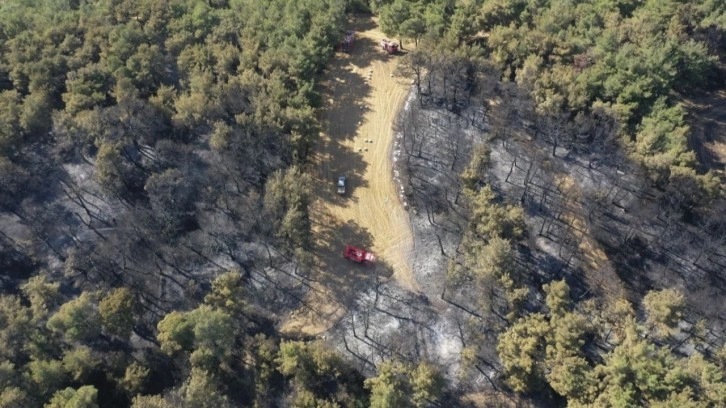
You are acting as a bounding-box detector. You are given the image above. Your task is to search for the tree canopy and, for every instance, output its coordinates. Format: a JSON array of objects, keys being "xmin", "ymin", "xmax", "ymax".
[{"xmin": 0, "ymin": 0, "xmax": 724, "ymax": 407}]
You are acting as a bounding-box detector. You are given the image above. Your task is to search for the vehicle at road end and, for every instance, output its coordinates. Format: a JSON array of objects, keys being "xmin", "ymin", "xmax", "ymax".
[
  {"xmin": 337, "ymin": 175, "xmax": 346, "ymax": 195},
  {"xmin": 380, "ymin": 39, "xmax": 398, "ymax": 54},
  {"xmin": 343, "ymin": 244, "xmax": 375, "ymax": 264},
  {"xmin": 339, "ymin": 30, "xmax": 355, "ymax": 52}
]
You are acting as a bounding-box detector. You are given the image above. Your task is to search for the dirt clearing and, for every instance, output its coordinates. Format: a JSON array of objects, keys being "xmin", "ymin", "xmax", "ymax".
[{"xmin": 281, "ymin": 16, "xmax": 416, "ymax": 335}]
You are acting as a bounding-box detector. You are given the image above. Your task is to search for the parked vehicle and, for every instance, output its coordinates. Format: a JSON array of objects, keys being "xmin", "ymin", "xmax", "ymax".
[
  {"xmin": 343, "ymin": 244, "xmax": 375, "ymax": 264},
  {"xmin": 337, "ymin": 175, "xmax": 346, "ymax": 195},
  {"xmin": 380, "ymin": 39, "xmax": 398, "ymax": 54},
  {"xmin": 340, "ymin": 30, "xmax": 355, "ymax": 52}
]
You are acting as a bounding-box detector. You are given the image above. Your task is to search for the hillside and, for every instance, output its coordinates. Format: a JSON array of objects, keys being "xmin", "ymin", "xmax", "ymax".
[{"xmin": 0, "ymin": 0, "xmax": 725, "ymax": 407}]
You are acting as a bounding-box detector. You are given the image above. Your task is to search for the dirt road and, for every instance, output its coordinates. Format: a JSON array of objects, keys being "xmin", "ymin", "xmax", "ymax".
[{"xmin": 281, "ymin": 16, "xmax": 416, "ymax": 335}]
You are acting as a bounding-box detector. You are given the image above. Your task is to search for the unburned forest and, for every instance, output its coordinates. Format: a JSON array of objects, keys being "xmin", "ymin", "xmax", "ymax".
[{"xmin": 0, "ymin": 0, "xmax": 725, "ymax": 407}]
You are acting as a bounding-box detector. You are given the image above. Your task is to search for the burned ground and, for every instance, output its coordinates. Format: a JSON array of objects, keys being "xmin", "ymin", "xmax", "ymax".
[
  {"xmin": 1, "ymin": 3, "xmax": 724, "ymax": 405},
  {"xmin": 326, "ymin": 63, "xmax": 726, "ymax": 401}
]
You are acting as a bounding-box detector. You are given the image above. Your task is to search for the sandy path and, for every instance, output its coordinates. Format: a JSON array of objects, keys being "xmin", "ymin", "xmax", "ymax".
[{"xmin": 281, "ymin": 16, "xmax": 416, "ymax": 335}]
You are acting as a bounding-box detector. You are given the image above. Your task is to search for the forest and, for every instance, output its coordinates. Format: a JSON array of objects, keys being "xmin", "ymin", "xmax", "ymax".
[{"xmin": 0, "ymin": 0, "xmax": 724, "ymax": 407}]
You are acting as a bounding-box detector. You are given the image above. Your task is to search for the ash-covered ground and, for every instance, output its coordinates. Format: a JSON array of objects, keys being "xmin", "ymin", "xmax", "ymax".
[
  {"xmin": 327, "ymin": 92, "xmax": 495, "ymax": 390},
  {"xmin": 328, "ymin": 79, "xmax": 726, "ymax": 391}
]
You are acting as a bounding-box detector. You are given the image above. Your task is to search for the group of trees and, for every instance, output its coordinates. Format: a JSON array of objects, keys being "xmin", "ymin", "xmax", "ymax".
[
  {"xmin": 0, "ymin": 266, "xmax": 451, "ymax": 407},
  {"xmin": 1, "ymin": 0, "xmax": 458, "ymax": 406},
  {"xmin": 365, "ymin": 360, "xmax": 445, "ymax": 408},
  {"xmin": 152, "ymin": 270, "xmax": 369, "ymax": 408},
  {"xmin": 387, "ymin": 0, "xmax": 724, "ymax": 194},
  {"xmin": 0, "ymin": 0, "xmax": 724, "ymax": 406},
  {"xmin": 0, "ymin": 0, "xmax": 385, "ymax": 406},
  {"xmin": 0, "ymin": 269, "xmax": 421, "ymax": 407},
  {"xmin": 498, "ymin": 280, "xmax": 726, "ymax": 406},
  {"xmin": 446, "ymin": 173, "xmax": 528, "ymax": 319},
  {"xmin": 0, "ymin": 0, "xmax": 346, "ymax": 231},
  {"xmin": 384, "ymin": 0, "xmax": 726, "ymax": 403},
  {"xmin": 0, "ymin": 278, "xmax": 139, "ymax": 406},
  {"xmin": 479, "ymin": 0, "xmax": 723, "ymax": 189}
]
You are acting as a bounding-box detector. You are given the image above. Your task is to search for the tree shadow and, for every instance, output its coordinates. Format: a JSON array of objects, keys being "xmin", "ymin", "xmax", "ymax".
[
  {"xmin": 303, "ymin": 13, "xmax": 407, "ymax": 318},
  {"xmin": 313, "ymin": 15, "xmax": 400, "ymax": 205},
  {"xmin": 307, "ymin": 216, "xmax": 395, "ymax": 309},
  {"xmin": 370, "ymin": 257, "xmax": 394, "ymax": 280}
]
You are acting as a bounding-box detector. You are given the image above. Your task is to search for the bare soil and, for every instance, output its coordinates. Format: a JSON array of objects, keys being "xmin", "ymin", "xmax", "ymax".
[{"xmin": 281, "ymin": 16, "xmax": 416, "ymax": 335}]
